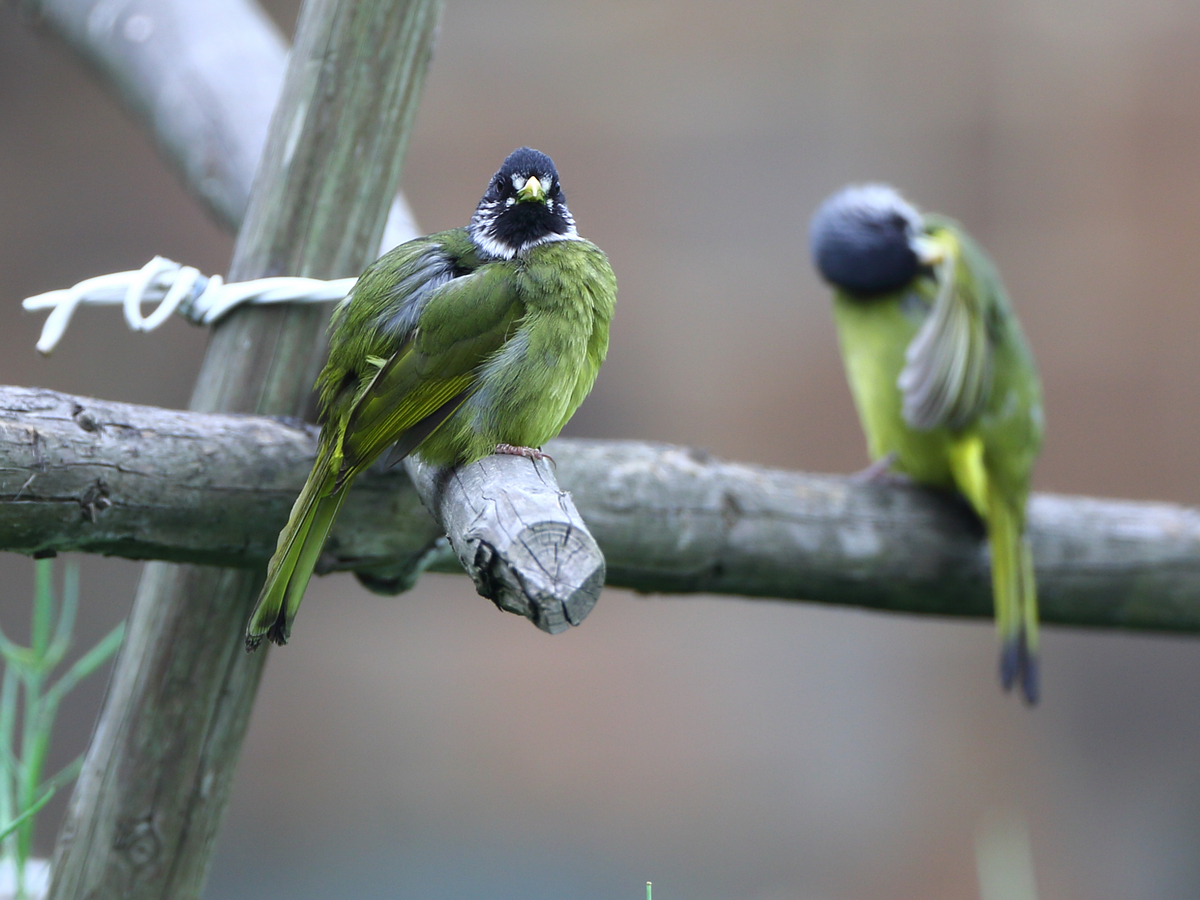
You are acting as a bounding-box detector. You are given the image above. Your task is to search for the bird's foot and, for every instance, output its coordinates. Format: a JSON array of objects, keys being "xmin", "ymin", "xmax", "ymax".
[
  {"xmin": 850, "ymin": 452, "xmax": 906, "ymax": 485},
  {"xmin": 494, "ymin": 443, "xmax": 554, "ymax": 464}
]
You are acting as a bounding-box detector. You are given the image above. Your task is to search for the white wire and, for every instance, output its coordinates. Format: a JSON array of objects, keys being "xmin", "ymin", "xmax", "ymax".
[{"xmin": 22, "ymin": 257, "xmax": 358, "ymax": 355}]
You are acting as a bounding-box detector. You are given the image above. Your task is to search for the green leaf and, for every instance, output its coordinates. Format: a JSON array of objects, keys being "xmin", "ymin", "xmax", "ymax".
[
  {"xmin": 0, "ymin": 785, "xmax": 58, "ymax": 844},
  {"xmin": 43, "ymin": 561, "xmax": 79, "ymax": 674},
  {"xmin": 42, "ymin": 622, "xmax": 125, "ymax": 715},
  {"xmin": 0, "ymin": 740, "xmax": 24, "ymax": 784},
  {"xmin": 0, "ymin": 628, "xmax": 34, "ymax": 672},
  {"xmin": 39, "ymin": 754, "xmax": 83, "ymax": 799},
  {"xmin": 30, "ymin": 559, "xmax": 53, "ymax": 659}
]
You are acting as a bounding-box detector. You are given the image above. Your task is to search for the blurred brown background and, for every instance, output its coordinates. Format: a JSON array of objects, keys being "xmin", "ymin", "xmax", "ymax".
[{"xmin": 4, "ymin": 1, "xmax": 1200, "ymax": 898}]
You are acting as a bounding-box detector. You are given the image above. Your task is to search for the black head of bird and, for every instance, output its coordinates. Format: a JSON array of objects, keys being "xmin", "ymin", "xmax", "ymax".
[
  {"xmin": 469, "ymin": 146, "xmax": 577, "ymax": 259},
  {"xmin": 809, "ymin": 183, "xmax": 941, "ymax": 296}
]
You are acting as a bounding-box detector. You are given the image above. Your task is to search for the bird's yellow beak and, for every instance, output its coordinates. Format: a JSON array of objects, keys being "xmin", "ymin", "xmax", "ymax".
[
  {"xmin": 517, "ymin": 175, "xmax": 546, "ymax": 203},
  {"xmin": 911, "ymin": 235, "xmax": 945, "ymax": 266}
]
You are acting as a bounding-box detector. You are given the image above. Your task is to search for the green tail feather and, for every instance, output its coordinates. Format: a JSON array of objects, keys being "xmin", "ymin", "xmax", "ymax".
[
  {"xmin": 989, "ymin": 495, "xmax": 1039, "ymax": 705},
  {"xmin": 246, "ymin": 465, "xmax": 346, "ymax": 650}
]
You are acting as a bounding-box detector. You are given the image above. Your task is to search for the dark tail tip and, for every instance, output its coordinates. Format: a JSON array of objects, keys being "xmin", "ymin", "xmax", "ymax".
[
  {"xmin": 1018, "ymin": 640, "xmax": 1040, "ymax": 707},
  {"xmin": 265, "ymin": 613, "xmax": 290, "ymax": 647},
  {"xmin": 245, "ymin": 608, "xmax": 290, "ymax": 652},
  {"xmin": 244, "ymin": 627, "xmax": 288, "ymax": 652},
  {"xmin": 999, "ymin": 637, "xmax": 1020, "ymax": 693},
  {"xmin": 998, "ymin": 630, "xmax": 1039, "ymax": 706}
]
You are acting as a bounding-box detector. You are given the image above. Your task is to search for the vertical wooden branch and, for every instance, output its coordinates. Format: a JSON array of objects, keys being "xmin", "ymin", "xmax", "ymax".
[{"xmin": 46, "ymin": 2, "xmax": 443, "ymax": 898}]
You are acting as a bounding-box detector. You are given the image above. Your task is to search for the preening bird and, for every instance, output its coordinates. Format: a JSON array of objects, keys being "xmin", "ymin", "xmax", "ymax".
[
  {"xmin": 246, "ymin": 147, "xmax": 617, "ymax": 650},
  {"xmin": 809, "ymin": 184, "xmax": 1044, "ymax": 703}
]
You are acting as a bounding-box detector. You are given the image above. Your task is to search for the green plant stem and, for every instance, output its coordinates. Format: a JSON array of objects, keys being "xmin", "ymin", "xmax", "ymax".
[
  {"xmin": 17, "ymin": 665, "xmax": 45, "ymax": 879},
  {"xmin": 0, "ymin": 667, "xmax": 16, "ymax": 864},
  {"xmin": 43, "ymin": 565, "xmax": 78, "ymax": 676},
  {"xmin": 0, "ymin": 753, "xmax": 89, "ymax": 849},
  {"xmin": 0, "ymin": 782, "xmax": 58, "ymax": 846},
  {"xmin": 0, "ymin": 560, "xmax": 122, "ymax": 897},
  {"xmin": 41, "ymin": 623, "xmax": 125, "ymax": 716},
  {"xmin": 30, "ymin": 561, "xmax": 53, "ymax": 661}
]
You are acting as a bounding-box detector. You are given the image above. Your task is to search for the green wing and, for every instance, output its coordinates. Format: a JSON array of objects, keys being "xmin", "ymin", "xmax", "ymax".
[
  {"xmin": 333, "ymin": 256, "xmax": 525, "ymax": 478},
  {"xmin": 897, "ymin": 223, "xmax": 994, "ymax": 432},
  {"xmin": 249, "ymin": 234, "xmax": 524, "ymax": 647},
  {"xmin": 318, "ymin": 231, "xmax": 473, "ymax": 414}
]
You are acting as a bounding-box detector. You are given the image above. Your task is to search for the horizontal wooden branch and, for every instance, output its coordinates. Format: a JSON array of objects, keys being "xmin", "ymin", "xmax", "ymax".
[{"xmin": 1, "ymin": 385, "xmax": 1198, "ymax": 633}]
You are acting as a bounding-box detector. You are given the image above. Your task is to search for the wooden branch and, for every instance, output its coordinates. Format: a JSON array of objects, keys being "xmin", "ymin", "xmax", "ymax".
[
  {"xmin": 0, "ymin": 385, "xmax": 443, "ymax": 569},
  {"xmin": 5, "ymin": 385, "xmax": 1200, "ymax": 635},
  {"xmin": 16, "ymin": 0, "xmax": 419, "ymax": 248},
  {"xmin": 551, "ymin": 441, "xmax": 1200, "ymax": 634},
  {"xmin": 405, "ymin": 455, "xmax": 604, "ymax": 635},
  {"xmin": 45, "ymin": 2, "xmax": 443, "ymax": 899}
]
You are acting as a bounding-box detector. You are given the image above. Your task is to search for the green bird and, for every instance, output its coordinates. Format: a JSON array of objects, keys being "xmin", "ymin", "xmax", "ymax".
[
  {"xmin": 246, "ymin": 147, "xmax": 617, "ymax": 649},
  {"xmin": 809, "ymin": 184, "xmax": 1044, "ymax": 703}
]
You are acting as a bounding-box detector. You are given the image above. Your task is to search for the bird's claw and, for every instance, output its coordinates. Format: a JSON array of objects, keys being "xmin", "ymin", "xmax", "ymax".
[
  {"xmin": 850, "ymin": 452, "xmax": 906, "ymax": 485},
  {"xmin": 494, "ymin": 443, "xmax": 554, "ymax": 464}
]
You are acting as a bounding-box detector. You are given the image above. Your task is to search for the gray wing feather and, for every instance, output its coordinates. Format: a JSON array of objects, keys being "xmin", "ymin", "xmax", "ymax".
[
  {"xmin": 897, "ymin": 251, "xmax": 993, "ymax": 431},
  {"xmin": 374, "ymin": 248, "xmax": 456, "ymax": 342}
]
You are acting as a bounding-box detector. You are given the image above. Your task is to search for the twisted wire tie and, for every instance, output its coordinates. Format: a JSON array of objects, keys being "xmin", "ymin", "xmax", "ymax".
[{"xmin": 22, "ymin": 256, "xmax": 357, "ymax": 355}]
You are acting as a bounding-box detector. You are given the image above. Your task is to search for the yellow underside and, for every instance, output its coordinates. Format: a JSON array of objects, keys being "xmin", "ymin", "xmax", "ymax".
[{"xmin": 832, "ymin": 291, "xmax": 1038, "ymax": 684}]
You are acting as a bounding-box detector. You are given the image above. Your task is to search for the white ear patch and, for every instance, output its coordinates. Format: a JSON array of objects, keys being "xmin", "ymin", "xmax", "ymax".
[{"xmin": 511, "ymin": 174, "xmax": 527, "ymax": 191}]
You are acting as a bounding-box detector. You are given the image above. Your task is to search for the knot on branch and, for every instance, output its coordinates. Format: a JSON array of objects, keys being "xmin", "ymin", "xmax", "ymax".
[
  {"xmin": 80, "ymin": 479, "xmax": 112, "ymax": 522},
  {"xmin": 71, "ymin": 402, "xmax": 102, "ymax": 433},
  {"xmin": 115, "ymin": 817, "xmax": 163, "ymax": 871}
]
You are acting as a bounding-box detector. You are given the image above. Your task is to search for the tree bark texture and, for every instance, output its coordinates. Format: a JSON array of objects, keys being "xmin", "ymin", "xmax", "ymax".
[
  {"xmin": 44, "ymin": 2, "xmax": 443, "ymax": 899},
  {"xmin": 4, "ymin": 385, "xmax": 1200, "ymax": 636},
  {"xmin": 405, "ymin": 454, "xmax": 605, "ymax": 634}
]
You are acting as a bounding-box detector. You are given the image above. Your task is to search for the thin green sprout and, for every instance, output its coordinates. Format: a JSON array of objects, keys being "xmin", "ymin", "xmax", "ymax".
[{"xmin": 0, "ymin": 559, "xmax": 125, "ymax": 899}]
